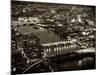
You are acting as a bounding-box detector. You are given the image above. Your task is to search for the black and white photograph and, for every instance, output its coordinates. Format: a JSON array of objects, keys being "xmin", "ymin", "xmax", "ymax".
[{"xmin": 11, "ymin": 0, "xmax": 96, "ymax": 74}]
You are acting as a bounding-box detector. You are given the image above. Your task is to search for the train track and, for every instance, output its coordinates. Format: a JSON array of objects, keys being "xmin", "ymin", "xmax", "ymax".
[{"xmin": 22, "ymin": 58, "xmax": 47, "ymax": 73}]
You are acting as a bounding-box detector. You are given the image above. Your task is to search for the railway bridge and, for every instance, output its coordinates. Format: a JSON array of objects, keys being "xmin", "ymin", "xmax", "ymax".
[{"xmin": 41, "ymin": 40, "xmax": 95, "ymax": 58}]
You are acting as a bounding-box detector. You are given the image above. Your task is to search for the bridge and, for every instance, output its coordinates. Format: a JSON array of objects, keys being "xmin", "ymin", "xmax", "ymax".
[
  {"xmin": 41, "ymin": 40, "xmax": 95, "ymax": 58},
  {"xmin": 12, "ymin": 21, "xmax": 48, "ymax": 28},
  {"xmin": 41, "ymin": 40, "xmax": 79, "ymax": 57}
]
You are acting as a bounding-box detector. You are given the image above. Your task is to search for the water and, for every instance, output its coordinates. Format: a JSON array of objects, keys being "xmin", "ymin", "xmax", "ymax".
[
  {"xmin": 15, "ymin": 26, "xmax": 62, "ymax": 44},
  {"xmin": 54, "ymin": 56, "xmax": 95, "ymax": 71},
  {"xmin": 24, "ymin": 56, "xmax": 95, "ymax": 74}
]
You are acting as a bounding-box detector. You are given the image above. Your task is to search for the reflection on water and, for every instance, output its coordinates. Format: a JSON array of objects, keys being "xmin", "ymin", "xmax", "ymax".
[
  {"xmin": 78, "ymin": 57, "xmax": 95, "ymax": 66},
  {"xmin": 33, "ymin": 29, "xmax": 62, "ymax": 44},
  {"xmin": 25, "ymin": 56, "xmax": 95, "ymax": 73},
  {"xmin": 55, "ymin": 56, "xmax": 95, "ymax": 71},
  {"xmin": 15, "ymin": 26, "xmax": 62, "ymax": 44}
]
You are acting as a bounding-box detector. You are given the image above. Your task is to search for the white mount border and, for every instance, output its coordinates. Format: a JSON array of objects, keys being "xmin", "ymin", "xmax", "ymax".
[{"xmin": 14, "ymin": 0, "xmax": 96, "ymax": 6}]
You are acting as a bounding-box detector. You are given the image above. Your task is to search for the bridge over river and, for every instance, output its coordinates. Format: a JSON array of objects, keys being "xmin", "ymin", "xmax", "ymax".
[{"xmin": 41, "ymin": 40, "xmax": 95, "ymax": 58}]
